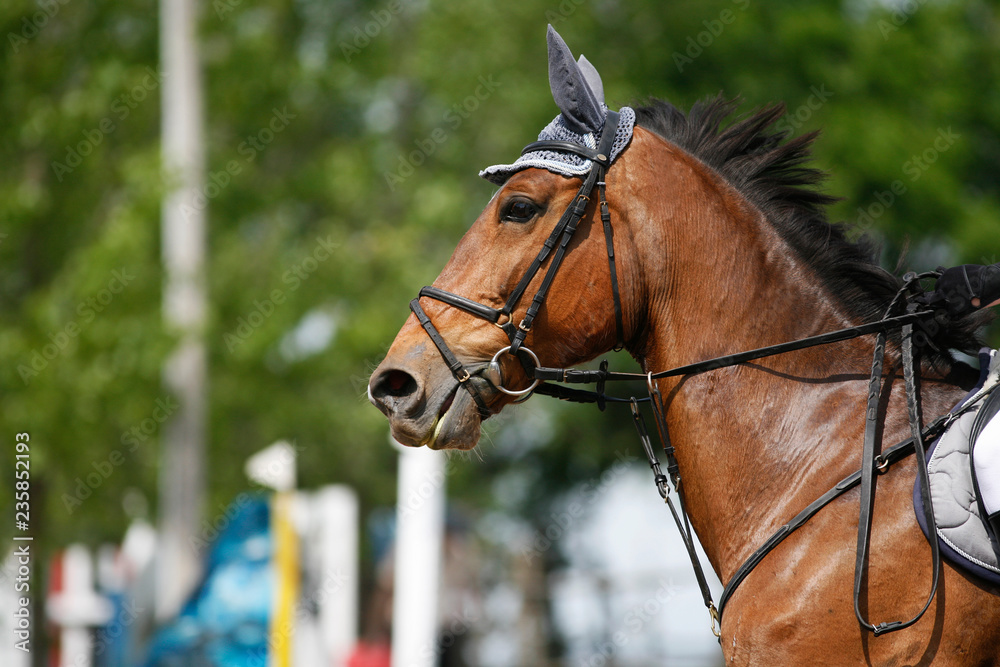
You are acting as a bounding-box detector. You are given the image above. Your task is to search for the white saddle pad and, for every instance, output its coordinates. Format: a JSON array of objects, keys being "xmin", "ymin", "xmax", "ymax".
[{"xmin": 924, "ymin": 350, "xmax": 1000, "ymax": 576}]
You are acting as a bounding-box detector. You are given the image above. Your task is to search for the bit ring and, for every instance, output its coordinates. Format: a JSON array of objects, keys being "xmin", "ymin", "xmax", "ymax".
[{"xmin": 490, "ymin": 345, "xmax": 541, "ymax": 396}]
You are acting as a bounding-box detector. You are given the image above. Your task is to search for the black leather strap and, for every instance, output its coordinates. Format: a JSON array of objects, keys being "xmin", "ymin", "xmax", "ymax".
[
  {"xmin": 419, "ymin": 286, "xmax": 502, "ymax": 324},
  {"xmin": 510, "ymin": 171, "xmax": 599, "ymax": 355},
  {"xmin": 647, "ymin": 379, "xmax": 717, "ymax": 623},
  {"xmin": 500, "ymin": 197, "xmax": 581, "ymax": 320},
  {"xmin": 533, "ymin": 381, "xmax": 647, "ymax": 405},
  {"xmin": 599, "ymin": 180, "xmax": 625, "ymax": 351},
  {"xmin": 409, "ymin": 298, "xmax": 491, "ymax": 419},
  {"xmin": 853, "ymin": 328, "xmax": 887, "ymax": 631},
  {"xmin": 631, "ymin": 394, "xmax": 719, "ymax": 633},
  {"xmin": 508, "ymin": 112, "xmax": 622, "ymax": 357},
  {"xmin": 532, "ymin": 311, "xmax": 936, "ymax": 384},
  {"xmin": 892, "ymin": 319, "xmax": 940, "ymax": 634},
  {"xmin": 852, "ymin": 284, "xmax": 942, "ymax": 636},
  {"xmin": 630, "ymin": 398, "xmax": 670, "ymax": 499},
  {"xmin": 410, "ymin": 298, "xmax": 467, "ymax": 380},
  {"xmin": 499, "ymin": 112, "xmax": 622, "ymax": 326},
  {"xmin": 716, "ymin": 416, "xmax": 950, "ymax": 619}
]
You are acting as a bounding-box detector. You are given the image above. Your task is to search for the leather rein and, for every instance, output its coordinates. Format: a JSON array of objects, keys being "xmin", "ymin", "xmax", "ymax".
[{"xmin": 407, "ymin": 114, "xmax": 960, "ymax": 639}]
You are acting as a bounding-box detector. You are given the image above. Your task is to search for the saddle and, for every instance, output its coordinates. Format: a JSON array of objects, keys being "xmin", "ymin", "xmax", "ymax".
[{"xmin": 915, "ymin": 348, "xmax": 1000, "ymax": 586}]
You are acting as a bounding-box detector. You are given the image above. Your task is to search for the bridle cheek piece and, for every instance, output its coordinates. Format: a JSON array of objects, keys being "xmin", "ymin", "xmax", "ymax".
[{"xmin": 408, "ymin": 111, "xmax": 625, "ymax": 418}]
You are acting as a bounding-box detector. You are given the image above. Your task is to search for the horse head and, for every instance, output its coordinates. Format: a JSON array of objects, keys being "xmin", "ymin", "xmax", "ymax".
[
  {"xmin": 368, "ymin": 26, "xmax": 980, "ymax": 458},
  {"xmin": 368, "ymin": 27, "xmax": 649, "ymax": 450}
]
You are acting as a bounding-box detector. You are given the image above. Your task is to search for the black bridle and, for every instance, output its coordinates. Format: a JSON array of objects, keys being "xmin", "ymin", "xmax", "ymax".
[
  {"xmin": 406, "ymin": 113, "xmax": 964, "ymax": 640},
  {"xmin": 409, "ymin": 110, "xmax": 624, "ymax": 417}
]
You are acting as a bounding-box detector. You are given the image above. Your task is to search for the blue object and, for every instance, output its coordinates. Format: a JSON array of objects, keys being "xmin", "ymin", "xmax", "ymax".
[{"xmin": 144, "ymin": 493, "xmax": 273, "ymax": 667}]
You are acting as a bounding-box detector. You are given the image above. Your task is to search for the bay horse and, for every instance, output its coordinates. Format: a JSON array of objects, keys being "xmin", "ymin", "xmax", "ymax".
[{"xmin": 368, "ymin": 89, "xmax": 1000, "ymax": 662}]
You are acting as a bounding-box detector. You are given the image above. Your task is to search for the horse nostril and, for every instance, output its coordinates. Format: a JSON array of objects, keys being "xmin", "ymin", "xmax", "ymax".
[{"xmin": 372, "ymin": 369, "xmax": 418, "ymax": 400}]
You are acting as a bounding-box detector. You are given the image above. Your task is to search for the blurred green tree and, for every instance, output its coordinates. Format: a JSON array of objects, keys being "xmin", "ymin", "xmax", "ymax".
[{"xmin": 1, "ymin": 2, "xmax": 998, "ymax": 652}]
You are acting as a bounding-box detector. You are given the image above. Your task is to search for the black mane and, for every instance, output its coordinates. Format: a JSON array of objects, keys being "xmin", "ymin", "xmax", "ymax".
[{"xmin": 632, "ymin": 95, "xmax": 986, "ymax": 359}]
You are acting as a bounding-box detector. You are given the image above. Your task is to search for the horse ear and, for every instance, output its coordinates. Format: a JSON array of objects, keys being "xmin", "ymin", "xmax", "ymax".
[
  {"xmin": 576, "ymin": 55, "xmax": 605, "ymax": 107},
  {"xmin": 546, "ymin": 25, "xmax": 604, "ymax": 134}
]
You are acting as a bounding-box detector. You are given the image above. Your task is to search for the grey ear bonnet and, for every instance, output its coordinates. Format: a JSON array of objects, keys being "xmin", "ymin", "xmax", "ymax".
[{"xmin": 480, "ymin": 26, "xmax": 635, "ymax": 185}]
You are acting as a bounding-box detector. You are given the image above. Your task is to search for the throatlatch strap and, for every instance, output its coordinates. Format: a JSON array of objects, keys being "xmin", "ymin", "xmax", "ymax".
[{"xmin": 599, "ymin": 181, "xmax": 625, "ymax": 351}]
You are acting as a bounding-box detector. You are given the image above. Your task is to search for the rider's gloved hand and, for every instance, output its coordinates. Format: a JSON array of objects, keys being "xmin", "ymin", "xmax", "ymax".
[{"xmin": 919, "ymin": 264, "xmax": 1000, "ymax": 317}]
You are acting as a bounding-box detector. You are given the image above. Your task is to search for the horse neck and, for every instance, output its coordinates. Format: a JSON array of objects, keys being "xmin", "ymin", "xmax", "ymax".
[{"xmin": 617, "ymin": 135, "xmax": 960, "ymax": 582}]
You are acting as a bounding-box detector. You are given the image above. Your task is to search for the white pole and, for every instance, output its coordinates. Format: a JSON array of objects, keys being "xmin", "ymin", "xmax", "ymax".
[
  {"xmin": 316, "ymin": 486, "xmax": 359, "ymax": 667},
  {"xmin": 157, "ymin": 0, "xmax": 207, "ymax": 621},
  {"xmin": 391, "ymin": 442, "xmax": 445, "ymax": 667}
]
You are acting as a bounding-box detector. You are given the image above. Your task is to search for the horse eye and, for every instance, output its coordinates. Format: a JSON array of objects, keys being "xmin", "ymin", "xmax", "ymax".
[{"xmin": 501, "ymin": 199, "xmax": 539, "ymax": 224}]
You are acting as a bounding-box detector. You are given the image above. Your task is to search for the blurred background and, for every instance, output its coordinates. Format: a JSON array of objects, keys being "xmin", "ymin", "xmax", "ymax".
[{"xmin": 2, "ymin": 0, "xmax": 999, "ymax": 665}]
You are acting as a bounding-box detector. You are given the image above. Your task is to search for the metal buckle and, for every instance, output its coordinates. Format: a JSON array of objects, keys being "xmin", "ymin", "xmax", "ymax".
[
  {"xmin": 456, "ymin": 368, "xmax": 471, "ymax": 383},
  {"xmin": 490, "ymin": 345, "xmax": 541, "ymax": 396},
  {"xmin": 709, "ymin": 603, "xmax": 721, "ymax": 638}
]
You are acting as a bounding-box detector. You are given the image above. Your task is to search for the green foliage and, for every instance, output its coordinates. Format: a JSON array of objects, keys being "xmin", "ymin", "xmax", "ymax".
[{"xmin": 2, "ymin": 0, "xmax": 999, "ymax": 552}]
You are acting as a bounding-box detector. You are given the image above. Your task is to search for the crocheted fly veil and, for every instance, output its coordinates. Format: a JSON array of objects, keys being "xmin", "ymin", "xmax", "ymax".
[{"xmin": 479, "ymin": 26, "xmax": 635, "ymax": 185}]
